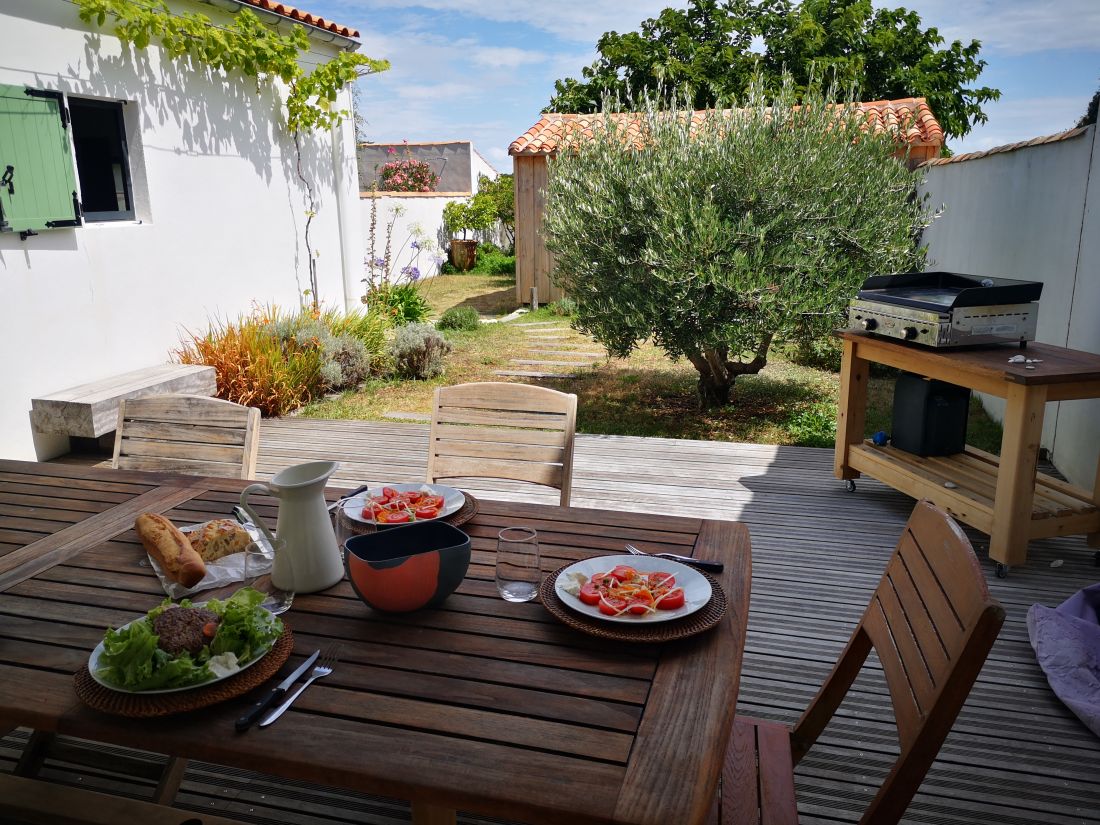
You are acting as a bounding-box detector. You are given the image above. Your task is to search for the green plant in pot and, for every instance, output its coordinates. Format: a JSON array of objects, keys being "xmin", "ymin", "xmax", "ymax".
[{"xmin": 443, "ymin": 199, "xmax": 494, "ymax": 271}]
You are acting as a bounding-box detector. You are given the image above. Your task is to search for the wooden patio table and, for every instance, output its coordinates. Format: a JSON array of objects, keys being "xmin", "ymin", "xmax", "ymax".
[{"xmin": 0, "ymin": 459, "xmax": 752, "ymax": 825}]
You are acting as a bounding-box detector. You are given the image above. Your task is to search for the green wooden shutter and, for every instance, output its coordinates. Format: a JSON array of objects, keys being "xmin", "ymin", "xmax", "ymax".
[{"xmin": 0, "ymin": 84, "xmax": 82, "ymax": 234}]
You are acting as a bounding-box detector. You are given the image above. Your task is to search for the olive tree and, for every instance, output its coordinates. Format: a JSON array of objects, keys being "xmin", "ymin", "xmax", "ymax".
[{"xmin": 543, "ymin": 80, "xmax": 932, "ymax": 408}]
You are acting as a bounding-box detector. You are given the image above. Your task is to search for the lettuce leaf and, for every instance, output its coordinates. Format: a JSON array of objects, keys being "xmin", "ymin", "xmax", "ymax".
[{"xmin": 95, "ymin": 588, "xmax": 282, "ymax": 691}]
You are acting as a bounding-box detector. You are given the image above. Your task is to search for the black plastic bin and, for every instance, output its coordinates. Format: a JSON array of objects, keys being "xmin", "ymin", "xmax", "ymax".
[{"xmin": 891, "ymin": 372, "xmax": 971, "ymax": 456}]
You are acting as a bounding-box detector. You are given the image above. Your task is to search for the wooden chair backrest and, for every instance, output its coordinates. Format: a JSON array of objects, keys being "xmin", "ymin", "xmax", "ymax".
[
  {"xmin": 790, "ymin": 500, "xmax": 1005, "ymax": 825},
  {"xmin": 427, "ymin": 382, "xmax": 577, "ymax": 506},
  {"xmin": 112, "ymin": 395, "xmax": 261, "ymax": 480}
]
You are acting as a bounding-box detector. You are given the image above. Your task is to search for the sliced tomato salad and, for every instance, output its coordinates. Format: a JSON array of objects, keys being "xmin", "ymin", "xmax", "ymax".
[
  {"xmin": 362, "ymin": 487, "xmax": 446, "ymax": 523},
  {"xmin": 577, "ymin": 565, "xmax": 685, "ymax": 617}
]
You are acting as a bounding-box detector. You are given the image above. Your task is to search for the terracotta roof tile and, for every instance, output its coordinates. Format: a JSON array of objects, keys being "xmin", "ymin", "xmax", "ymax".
[
  {"xmin": 509, "ymin": 98, "xmax": 943, "ymax": 156},
  {"xmin": 923, "ymin": 126, "xmax": 1090, "ymax": 166},
  {"xmin": 231, "ymin": 0, "xmax": 359, "ymax": 39}
]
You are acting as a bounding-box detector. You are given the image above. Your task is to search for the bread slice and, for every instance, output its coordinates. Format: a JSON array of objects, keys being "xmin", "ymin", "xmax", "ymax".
[{"xmin": 188, "ymin": 519, "xmax": 253, "ymax": 562}]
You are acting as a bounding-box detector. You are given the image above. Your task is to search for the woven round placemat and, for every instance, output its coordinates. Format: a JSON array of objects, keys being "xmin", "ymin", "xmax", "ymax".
[
  {"xmin": 337, "ymin": 490, "xmax": 479, "ymax": 537},
  {"xmin": 539, "ymin": 565, "xmax": 728, "ymax": 643},
  {"xmin": 74, "ymin": 626, "xmax": 294, "ymax": 718}
]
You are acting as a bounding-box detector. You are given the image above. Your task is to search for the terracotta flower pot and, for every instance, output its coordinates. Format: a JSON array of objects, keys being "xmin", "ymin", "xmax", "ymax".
[{"xmin": 450, "ymin": 239, "xmax": 477, "ymax": 271}]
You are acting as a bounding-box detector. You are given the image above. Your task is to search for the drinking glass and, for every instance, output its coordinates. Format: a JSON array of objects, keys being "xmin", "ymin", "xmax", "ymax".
[
  {"xmin": 496, "ymin": 527, "xmax": 540, "ymax": 602},
  {"xmin": 244, "ymin": 538, "xmax": 294, "ymax": 615}
]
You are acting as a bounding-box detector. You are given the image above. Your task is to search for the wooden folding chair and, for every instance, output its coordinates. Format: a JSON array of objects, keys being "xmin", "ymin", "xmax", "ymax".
[
  {"xmin": 112, "ymin": 394, "xmax": 261, "ymax": 479},
  {"xmin": 427, "ymin": 382, "xmax": 577, "ymax": 506},
  {"xmin": 17, "ymin": 397, "xmax": 260, "ymax": 803},
  {"xmin": 714, "ymin": 500, "xmax": 1006, "ymax": 825}
]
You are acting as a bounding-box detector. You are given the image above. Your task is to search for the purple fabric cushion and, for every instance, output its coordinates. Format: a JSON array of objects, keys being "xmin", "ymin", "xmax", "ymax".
[{"xmin": 1027, "ymin": 582, "xmax": 1100, "ymax": 737}]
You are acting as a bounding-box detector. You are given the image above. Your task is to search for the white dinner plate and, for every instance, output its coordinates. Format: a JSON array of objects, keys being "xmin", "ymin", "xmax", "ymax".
[
  {"xmin": 553, "ymin": 554, "xmax": 712, "ymax": 624},
  {"xmin": 341, "ymin": 483, "xmax": 465, "ymax": 525},
  {"xmin": 88, "ymin": 608, "xmax": 276, "ymax": 694}
]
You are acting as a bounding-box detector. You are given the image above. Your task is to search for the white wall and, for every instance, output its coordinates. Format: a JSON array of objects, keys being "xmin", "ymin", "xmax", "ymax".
[
  {"xmin": 918, "ymin": 124, "xmax": 1100, "ymax": 489},
  {"xmin": 0, "ymin": 0, "xmax": 362, "ymax": 461}
]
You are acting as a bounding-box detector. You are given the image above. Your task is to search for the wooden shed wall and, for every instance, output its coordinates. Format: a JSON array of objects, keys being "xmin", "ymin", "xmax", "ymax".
[{"xmin": 514, "ymin": 155, "xmax": 563, "ymax": 304}]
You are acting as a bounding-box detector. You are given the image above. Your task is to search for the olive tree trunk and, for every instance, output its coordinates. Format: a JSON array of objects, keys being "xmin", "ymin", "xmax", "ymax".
[{"xmin": 686, "ymin": 333, "xmax": 774, "ymax": 409}]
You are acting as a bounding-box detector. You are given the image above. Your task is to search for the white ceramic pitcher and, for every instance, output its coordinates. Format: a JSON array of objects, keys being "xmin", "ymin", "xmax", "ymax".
[{"xmin": 238, "ymin": 461, "xmax": 343, "ymax": 594}]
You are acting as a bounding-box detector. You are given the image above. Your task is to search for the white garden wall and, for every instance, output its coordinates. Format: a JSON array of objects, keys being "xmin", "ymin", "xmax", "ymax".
[
  {"xmin": 918, "ymin": 124, "xmax": 1099, "ymax": 489},
  {"xmin": 0, "ymin": 0, "xmax": 363, "ymax": 462}
]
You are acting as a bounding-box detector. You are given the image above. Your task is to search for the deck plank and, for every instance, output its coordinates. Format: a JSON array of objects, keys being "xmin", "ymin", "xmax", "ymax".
[{"xmin": 26, "ymin": 418, "xmax": 1100, "ymax": 824}]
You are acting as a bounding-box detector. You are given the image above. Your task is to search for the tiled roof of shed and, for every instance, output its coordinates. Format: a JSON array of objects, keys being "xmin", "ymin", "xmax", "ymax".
[
  {"xmin": 231, "ymin": 0, "xmax": 359, "ymax": 38},
  {"xmin": 509, "ymin": 97, "xmax": 943, "ymax": 156}
]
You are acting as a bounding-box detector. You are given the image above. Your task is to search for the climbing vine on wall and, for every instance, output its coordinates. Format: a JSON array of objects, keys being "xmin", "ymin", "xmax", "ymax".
[{"xmin": 75, "ymin": 0, "xmax": 390, "ymax": 305}]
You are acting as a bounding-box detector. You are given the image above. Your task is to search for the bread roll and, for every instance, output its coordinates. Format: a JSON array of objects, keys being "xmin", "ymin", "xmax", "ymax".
[
  {"xmin": 135, "ymin": 513, "xmax": 206, "ymax": 587},
  {"xmin": 188, "ymin": 519, "xmax": 252, "ymax": 562}
]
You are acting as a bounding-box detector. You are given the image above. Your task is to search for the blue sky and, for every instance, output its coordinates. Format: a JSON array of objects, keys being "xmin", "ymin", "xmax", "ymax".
[{"xmin": 306, "ymin": 0, "xmax": 1100, "ymax": 172}]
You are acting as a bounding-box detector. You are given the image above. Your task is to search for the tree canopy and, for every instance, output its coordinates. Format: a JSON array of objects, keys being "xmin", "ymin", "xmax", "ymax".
[
  {"xmin": 543, "ymin": 80, "xmax": 932, "ymax": 408},
  {"xmin": 548, "ymin": 0, "xmax": 999, "ymax": 140}
]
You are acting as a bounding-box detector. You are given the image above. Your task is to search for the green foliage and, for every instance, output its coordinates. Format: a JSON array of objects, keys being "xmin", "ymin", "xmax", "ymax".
[
  {"xmin": 470, "ymin": 244, "xmax": 516, "ymax": 274},
  {"xmin": 548, "ymin": 298, "xmax": 578, "ymax": 317},
  {"xmin": 547, "ymin": 0, "xmax": 999, "ymax": 140},
  {"xmin": 437, "ymin": 306, "xmax": 482, "ymax": 331},
  {"xmin": 1079, "ymin": 85, "xmax": 1099, "ymax": 128},
  {"xmin": 475, "ymin": 174, "xmax": 515, "ymax": 245},
  {"xmin": 543, "ymin": 79, "xmax": 931, "ymax": 408},
  {"xmin": 371, "ymin": 283, "xmax": 430, "ymax": 326},
  {"xmin": 787, "ymin": 332, "xmax": 843, "ymax": 372},
  {"xmin": 443, "ymin": 198, "xmax": 495, "ymax": 239},
  {"xmin": 389, "ymin": 323, "xmax": 452, "ymax": 379},
  {"xmin": 785, "ymin": 401, "xmax": 837, "ymax": 448},
  {"xmin": 75, "ymin": 0, "xmax": 389, "ymax": 134}
]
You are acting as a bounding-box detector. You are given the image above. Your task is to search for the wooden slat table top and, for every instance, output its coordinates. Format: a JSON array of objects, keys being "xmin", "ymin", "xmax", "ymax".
[
  {"xmin": 840, "ymin": 331, "xmax": 1100, "ymax": 386},
  {"xmin": 0, "ymin": 461, "xmax": 751, "ymax": 825}
]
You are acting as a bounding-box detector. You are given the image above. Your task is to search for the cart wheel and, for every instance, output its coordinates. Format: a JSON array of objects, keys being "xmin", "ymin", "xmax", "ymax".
[
  {"xmin": 844, "ymin": 480, "xmax": 856, "ymax": 493},
  {"xmin": 995, "ymin": 563, "xmax": 1009, "ymax": 579}
]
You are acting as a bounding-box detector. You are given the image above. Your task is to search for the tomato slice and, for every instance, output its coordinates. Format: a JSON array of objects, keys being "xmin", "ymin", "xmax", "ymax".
[
  {"xmin": 608, "ymin": 565, "xmax": 638, "ymax": 583},
  {"xmin": 414, "ymin": 506, "xmax": 440, "ymax": 520},
  {"xmin": 404, "ymin": 491, "xmax": 423, "ymax": 503},
  {"xmin": 420, "ymin": 495, "xmax": 445, "ymax": 509},
  {"xmin": 647, "ymin": 571, "xmax": 676, "ymax": 590},
  {"xmin": 627, "ymin": 590, "xmax": 655, "ymax": 615},
  {"xmin": 578, "ymin": 582, "xmax": 602, "ymax": 606},
  {"xmin": 656, "ymin": 587, "xmax": 685, "ymax": 610},
  {"xmin": 598, "ymin": 594, "xmax": 628, "ymax": 616},
  {"xmin": 378, "ymin": 510, "xmax": 411, "ymax": 524},
  {"xmin": 381, "ymin": 487, "xmax": 398, "ymax": 501}
]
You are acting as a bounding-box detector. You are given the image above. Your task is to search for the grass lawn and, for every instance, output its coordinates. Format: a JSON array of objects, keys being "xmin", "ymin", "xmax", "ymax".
[{"xmin": 301, "ymin": 272, "xmax": 1003, "ymax": 452}]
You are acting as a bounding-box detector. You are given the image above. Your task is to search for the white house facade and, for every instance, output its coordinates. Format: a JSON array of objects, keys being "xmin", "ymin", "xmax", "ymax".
[{"xmin": 0, "ymin": 0, "xmax": 365, "ymax": 461}]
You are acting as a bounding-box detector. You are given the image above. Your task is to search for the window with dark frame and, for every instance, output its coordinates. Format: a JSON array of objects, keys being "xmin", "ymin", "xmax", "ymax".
[{"xmin": 68, "ymin": 98, "xmax": 134, "ymax": 221}]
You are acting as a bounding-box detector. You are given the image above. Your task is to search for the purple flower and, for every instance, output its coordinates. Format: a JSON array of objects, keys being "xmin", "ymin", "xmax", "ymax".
[
  {"xmin": 373, "ymin": 257, "xmax": 386, "ymax": 269},
  {"xmin": 401, "ymin": 265, "xmax": 421, "ymax": 282},
  {"xmin": 410, "ymin": 240, "xmax": 420, "ymax": 250}
]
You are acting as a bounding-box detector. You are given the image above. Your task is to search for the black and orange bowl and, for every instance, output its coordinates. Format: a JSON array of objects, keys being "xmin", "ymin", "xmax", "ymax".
[{"xmin": 344, "ymin": 521, "xmax": 471, "ymax": 613}]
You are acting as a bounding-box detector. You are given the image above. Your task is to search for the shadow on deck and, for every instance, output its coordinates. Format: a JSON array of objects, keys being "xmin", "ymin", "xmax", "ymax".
[{"xmin": 23, "ymin": 417, "xmax": 1100, "ymax": 824}]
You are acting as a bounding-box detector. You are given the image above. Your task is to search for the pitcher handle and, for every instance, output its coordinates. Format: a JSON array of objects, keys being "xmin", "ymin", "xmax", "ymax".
[{"xmin": 239, "ymin": 483, "xmax": 279, "ymax": 549}]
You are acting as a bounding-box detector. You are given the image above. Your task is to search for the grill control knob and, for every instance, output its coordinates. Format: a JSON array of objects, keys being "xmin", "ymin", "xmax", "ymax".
[
  {"xmin": 903, "ymin": 326, "xmax": 919, "ymax": 340},
  {"xmin": 861, "ymin": 318, "xmax": 878, "ymax": 331}
]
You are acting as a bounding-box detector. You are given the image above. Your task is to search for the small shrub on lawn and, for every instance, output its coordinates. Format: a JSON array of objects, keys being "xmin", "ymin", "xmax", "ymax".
[
  {"xmin": 787, "ymin": 334, "xmax": 843, "ymax": 372},
  {"xmin": 437, "ymin": 306, "xmax": 481, "ymax": 331},
  {"xmin": 373, "ymin": 283, "xmax": 430, "ymax": 325},
  {"xmin": 786, "ymin": 402, "xmax": 837, "ymax": 448},
  {"xmin": 547, "ymin": 298, "xmax": 577, "ymax": 317},
  {"xmin": 389, "ymin": 323, "xmax": 452, "ymax": 379}
]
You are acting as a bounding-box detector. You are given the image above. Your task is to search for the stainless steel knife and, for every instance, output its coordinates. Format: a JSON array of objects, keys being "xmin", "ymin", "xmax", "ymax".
[{"xmin": 235, "ymin": 649, "xmax": 320, "ymax": 732}]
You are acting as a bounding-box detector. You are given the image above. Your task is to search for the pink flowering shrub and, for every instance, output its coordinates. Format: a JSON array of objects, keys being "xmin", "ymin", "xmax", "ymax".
[{"xmin": 378, "ymin": 146, "xmax": 439, "ymax": 192}]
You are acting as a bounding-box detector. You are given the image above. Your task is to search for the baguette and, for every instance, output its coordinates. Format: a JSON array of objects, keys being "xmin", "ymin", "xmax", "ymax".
[{"xmin": 135, "ymin": 513, "xmax": 206, "ymax": 587}]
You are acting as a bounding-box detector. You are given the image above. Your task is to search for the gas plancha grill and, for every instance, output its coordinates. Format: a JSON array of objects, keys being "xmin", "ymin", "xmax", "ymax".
[{"xmin": 848, "ymin": 271, "xmax": 1043, "ymax": 348}]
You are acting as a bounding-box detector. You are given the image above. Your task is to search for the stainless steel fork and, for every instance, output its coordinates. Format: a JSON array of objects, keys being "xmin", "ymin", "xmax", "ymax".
[
  {"xmin": 259, "ymin": 646, "xmax": 341, "ymax": 727},
  {"xmin": 625, "ymin": 543, "xmax": 724, "ymax": 573}
]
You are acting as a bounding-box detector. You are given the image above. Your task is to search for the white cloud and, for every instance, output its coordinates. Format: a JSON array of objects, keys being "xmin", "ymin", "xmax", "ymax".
[
  {"xmin": 883, "ymin": 1, "xmax": 1100, "ymax": 56},
  {"xmin": 469, "ymin": 46, "xmax": 548, "ymax": 69},
  {"xmin": 948, "ymin": 96, "xmax": 1085, "ymax": 154},
  {"xmin": 331, "ymin": 0, "xmax": 668, "ymax": 42}
]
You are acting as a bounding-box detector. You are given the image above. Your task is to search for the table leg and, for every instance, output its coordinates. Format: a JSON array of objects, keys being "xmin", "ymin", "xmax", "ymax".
[
  {"xmin": 411, "ymin": 801, "xmax": 456, "ymax": 825},
  {"xmin": 835, "ymin": 339, "xmax": 869, "ymax": 480},
  {"xmin": 989, "ymin": 383, "xmax": 1047, "ymax": 567}
]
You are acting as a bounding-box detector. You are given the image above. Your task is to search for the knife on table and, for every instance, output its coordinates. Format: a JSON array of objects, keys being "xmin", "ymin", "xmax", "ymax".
[{"xmin": 235, "ymin": 649, "xmax": 320, "ymax": 732}]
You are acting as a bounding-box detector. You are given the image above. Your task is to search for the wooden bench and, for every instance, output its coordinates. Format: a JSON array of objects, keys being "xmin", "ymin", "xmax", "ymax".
[
  {"xmin": 30, "ymin": 365, "xmax": 216, "ymax": 440},
  {"xmin": 0, "ymin": 773, "xmax": 251, "ymax": 825}
]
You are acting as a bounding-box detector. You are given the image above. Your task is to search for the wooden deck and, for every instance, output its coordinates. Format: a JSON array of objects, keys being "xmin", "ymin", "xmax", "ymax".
[{"xmin": 13, "ymin": 417, "xmax": 1100, "ymax": 824}]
